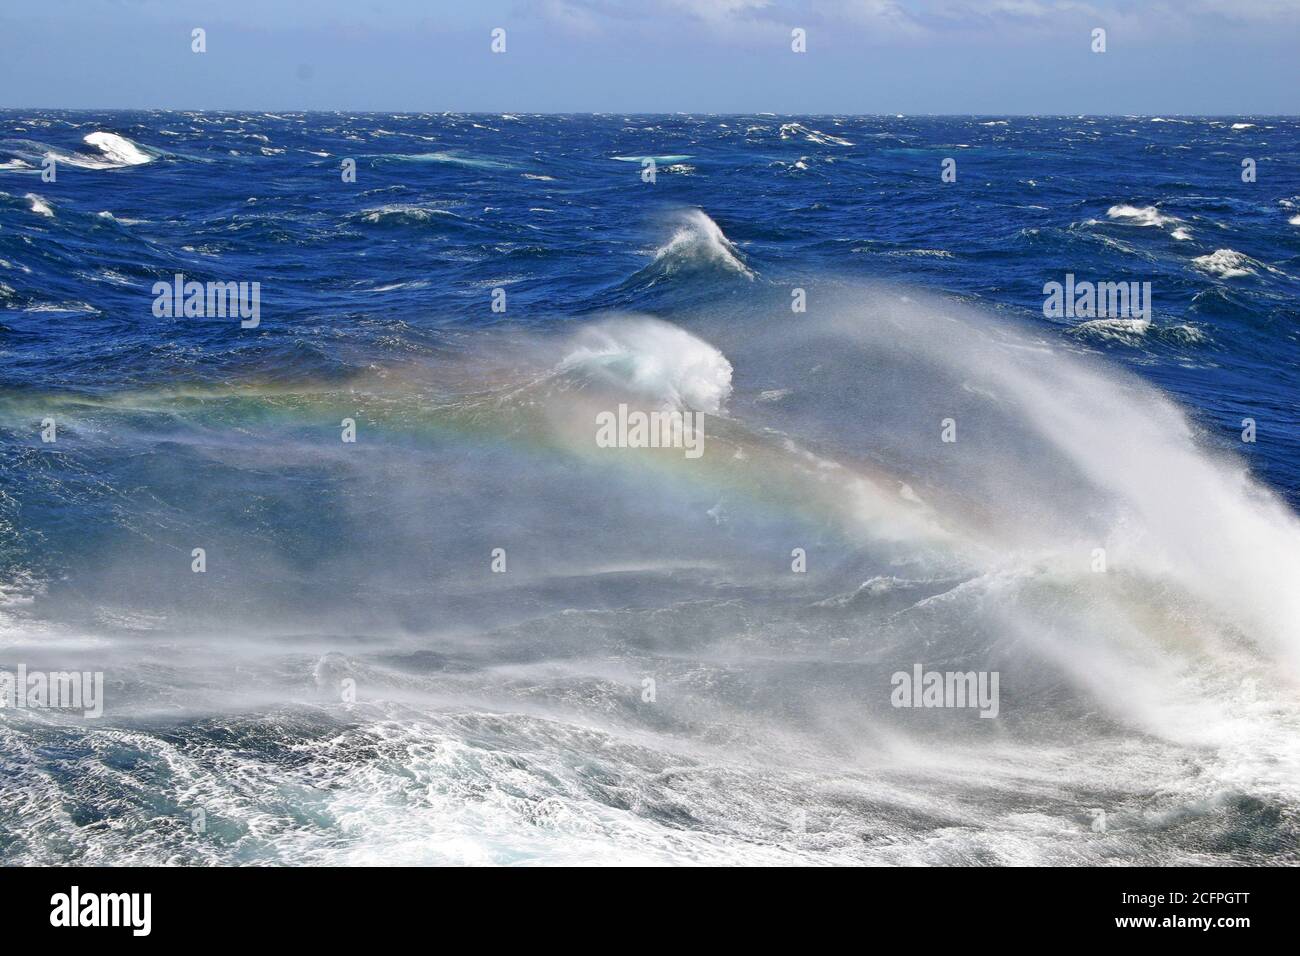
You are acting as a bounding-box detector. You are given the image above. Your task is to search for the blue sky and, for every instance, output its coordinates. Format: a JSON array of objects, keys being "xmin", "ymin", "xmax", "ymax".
[{"xmin": 2, "ymin": 0, "xmax": 1297, "ymax": 113}]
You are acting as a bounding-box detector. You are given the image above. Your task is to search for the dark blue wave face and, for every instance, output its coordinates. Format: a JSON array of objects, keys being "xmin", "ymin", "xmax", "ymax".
[
  {"xmin": 2, "ymin": 112, "xmax": 1300, "ymax": 865},
  {"xmin": 3, "ymin": 111, "xmax": 1298, "ymax": 495}
]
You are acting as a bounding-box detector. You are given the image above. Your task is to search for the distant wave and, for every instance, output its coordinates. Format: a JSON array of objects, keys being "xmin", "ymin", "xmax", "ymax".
[
  {"xmin": 96, "ymin": 210, "xmax": 147, "ymax": 226},
  {"xmin": 1106, "ymin": 204, "xmax": 1180, "ymax": 228},
  {"xmin": 770, "ymin": 156, "xmax": 813, "ymax": 173},
  {"xmin": 23, "ymin": 192, "xmax": 53, "ymax": 217},
  {"xmin": 779, "ymin": 122, "xmax": 853, "ymax": 146},
  {"xmin": 379, "ymin": 150, "xmax": 513, "ymax": 170},
  {"xmin": 353, "ymin": 203, "xmax": 461, "ymax": 225},
  {"xmin": 610, "ymin": 154, "xmax": 692, "ymax": 164}
]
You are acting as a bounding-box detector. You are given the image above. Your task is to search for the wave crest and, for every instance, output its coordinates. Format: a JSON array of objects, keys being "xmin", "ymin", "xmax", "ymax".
[
  {"xmin": 557, "ymin": 316, "xmax": 733, "ymax": 413},
  {"xmin": 1192, "ymin": 248, "xmax": 1257, "ymax": 278},
  {"xmin": 1106, "ymin": 204, "xmax": 1180, "ymax": 228},
  {"xmin": 82, "ymin": 131, "xmax": 155, "ymax": 167},
  {"xmin": 647, "ymin": 209, "xmax": 754, "ymax": 281}
]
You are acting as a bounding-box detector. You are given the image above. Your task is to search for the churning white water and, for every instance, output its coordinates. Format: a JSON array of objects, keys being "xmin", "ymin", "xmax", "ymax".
[{"xmin": 2, "ymin": 283, "xmax": 1297, "ymax": 865}]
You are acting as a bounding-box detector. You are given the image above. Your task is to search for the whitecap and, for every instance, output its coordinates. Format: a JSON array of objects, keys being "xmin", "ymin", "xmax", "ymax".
[
  {"xmin": 557, "ymin": 316, "xmax": 733, "ymax": 413},
  {"xmin": 648, "ymin": 208, "xmax": 754, "ymax": 280},
  {"xmin": 1192, "ymin": 249, "xmax": 1255, "ymax": 278},
  {"xmin": 95, "ymin": 211, "xmax": 145, "ymax": 225},
  {"xmin": 610, "ymin": 154, "xmax": 692, "ymax": 164},
  {"xmin": 355, "ymin": 203, "xmax": 459, "ymax": 224},
  {"xmin": 779, "ymin": 122, "xmax": 853, "ymax": 146},
  {"xmin": 1106, "ymin": 204, "xmax": 1181, "ymax": 228},
  {"xmin": 383, "ymin": 151, "xmax": 511, "ymax": 170},
  {"xmin": 81, "ymin": 131, "xmax": 155, "ymax": 166},
  {"xmin": 24, "ymin": 192, "xmax": 53, "ymax": 217},
  {"xmin": 1070, "ymin": 316, "xmax": 1152, "ymax": 340}
]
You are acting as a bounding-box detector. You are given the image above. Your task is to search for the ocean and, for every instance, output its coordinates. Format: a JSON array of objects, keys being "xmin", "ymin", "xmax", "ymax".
[{"xmin": 1, "ymin": 111, "xmax": 1298, "ymax": 865}]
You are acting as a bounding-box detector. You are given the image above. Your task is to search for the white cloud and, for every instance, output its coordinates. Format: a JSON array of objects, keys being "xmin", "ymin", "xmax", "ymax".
[
  {"xmin": 1192, "ymin": 0, "xmax": 1300, "ymax": 21},
  {"xmin": 664, "ymin": 0, "xmax": 774, "ymax": 21},
  {"xmin": 537, "ymin": 0, "xmax": 1299, "ymax": 45}
]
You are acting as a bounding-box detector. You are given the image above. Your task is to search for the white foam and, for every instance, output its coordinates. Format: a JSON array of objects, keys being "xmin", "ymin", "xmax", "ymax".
[
  {"xmin": 1071, "ymin": 316, "xmax": 1152, "ymax": 339},
  {"xmin": 779, "ymin": 122, "xmax": 853, "ymax": 146},
  {"xmin": 557, "ymin": 316, "xmax": 733, "ymax": 413},
  {"xmin": 24, "ymin": 193, "xmax": 53, "ymax": 217},
  {"xmin": 8, "ymin": 285, "xmax": 1300, "ymax": 866},
  {"xmin": 82, "ymin": 131, "xmax": 154, "ymax": 166},
  {"xmin": 388, "ymin": 151, "xmax": 511, "ymax": 170},
  {"xmin": 361, "ymin": 279, "xmax": 431, "ymax": 293},
  {"xmin": 1107, "ymin": 204, "xmax": 1180, "ymax": 228},
  {"xmin": 1192, "ymin": 248, "xmax": 1255, "ymax": 278},
  {"xmin": 96, "ymin": 210, "xmax": 146, "ymax": 225},
  {"xmin": 610, "ymin": 154, "xmax": 692, "ymax": 163},
  {"xmin": 356, "ymin": 203, "xmax": 458, "ymax": 224},
  {"xmin": 649, "ymin": 208, "xmax": 754, "ymax": 279}
]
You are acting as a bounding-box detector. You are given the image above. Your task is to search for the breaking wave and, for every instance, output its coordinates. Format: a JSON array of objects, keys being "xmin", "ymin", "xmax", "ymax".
[
  {"xmin": 555, "ymin": 316, "xmax": 733, "ymax": 413},
  {"xmin": 1192, "ymin": 248, "xmax": 1257, "ymax": 278},
  {"xmin": 23, "ymin": 193, "xmax": 53, "ymax": 217},
  {"xmin": 779, "ymin": 122, "xmax": 854, "ymax": 146},
  {"xmin": 1106, "ymin": 204, "xmax": 1180, "ymax": 228},
  {"xmin": 0, "ymin": 130, "xmax": 158, "ymax": 171},
  {"xmin": 81, "ymin": 131, "xmax": 155, "ymax": 167},
  {"xmin": 4, "ymin": 282, "xmax": 1300, "ymax": 863},
  {"xmin": 644, "ymin": 208, "xmax": 755, "ymax": 280}
]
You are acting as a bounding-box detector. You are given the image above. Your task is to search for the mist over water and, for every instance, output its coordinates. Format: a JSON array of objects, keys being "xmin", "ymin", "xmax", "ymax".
[{"xmin": 2, "ymin": 112, "xmax": 1298, "ymax": 865}]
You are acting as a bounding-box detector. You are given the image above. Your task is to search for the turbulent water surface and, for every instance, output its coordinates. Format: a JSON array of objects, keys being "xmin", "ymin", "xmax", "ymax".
[{"xmin": 1, "ymin": 112, "xmax": 1299, "ymax": 865}]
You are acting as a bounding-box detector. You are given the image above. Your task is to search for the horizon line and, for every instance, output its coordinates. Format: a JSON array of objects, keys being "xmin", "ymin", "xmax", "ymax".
[{"xmin": 2, "ymin": 107, "xmax": 1294, "ymax": 119}]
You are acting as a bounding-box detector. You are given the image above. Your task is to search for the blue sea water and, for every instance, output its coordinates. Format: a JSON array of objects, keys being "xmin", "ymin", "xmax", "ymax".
[{"xmin": 1, "ymin": 112, "xmax": 1298, "ymax": 865}]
